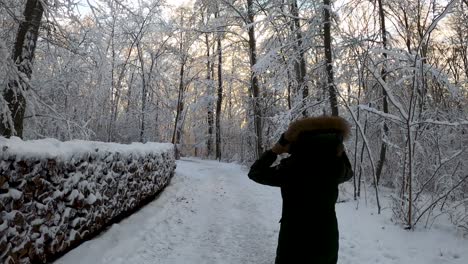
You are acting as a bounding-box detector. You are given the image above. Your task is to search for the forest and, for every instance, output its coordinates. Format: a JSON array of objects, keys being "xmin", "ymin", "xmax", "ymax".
[{"xmin": 1, "ymin": 0, "xmax": 467, "ymax": 231}]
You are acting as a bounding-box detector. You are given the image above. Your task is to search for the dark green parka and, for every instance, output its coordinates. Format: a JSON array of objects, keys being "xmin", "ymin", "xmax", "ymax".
[{"xmin": 248, "ymin": 116, "xmax": 353, "ymax": 264}]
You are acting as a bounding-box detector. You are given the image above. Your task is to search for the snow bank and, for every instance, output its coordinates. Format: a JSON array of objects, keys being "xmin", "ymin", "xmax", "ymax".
[{"xmin": 0, "ymin": 137, "xmax": 176, "ymax": 264}]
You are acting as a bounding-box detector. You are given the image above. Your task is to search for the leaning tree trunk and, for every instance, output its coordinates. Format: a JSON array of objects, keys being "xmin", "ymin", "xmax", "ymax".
[
  {"xmin": 0, "ymin": 0, "xmax": 44, "ymax": 138},
  {"xmin": 323, "ymin": 0, "xmax": 338, "ymax": 116},
  {"xmin": 247, "ymin": 0, "xmax": 263, "ymax": 158},
  {"xmin": 172, "ymin": 59, "xmax": 185, "ymax": 160},
  {"xmin": 375, "ymin": 0, "xmax": 390, "ymax": 184}
]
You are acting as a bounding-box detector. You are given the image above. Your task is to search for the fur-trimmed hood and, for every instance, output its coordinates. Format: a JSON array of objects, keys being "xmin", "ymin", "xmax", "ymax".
[{"xmin": 284, "ymin": 116, "xmax": 351, "ymax": 143}]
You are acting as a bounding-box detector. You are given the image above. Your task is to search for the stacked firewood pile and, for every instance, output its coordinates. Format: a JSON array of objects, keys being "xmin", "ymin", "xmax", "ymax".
[{"xmin": 0, "ymin": 138, "xmax": 175, "ymax": 263}]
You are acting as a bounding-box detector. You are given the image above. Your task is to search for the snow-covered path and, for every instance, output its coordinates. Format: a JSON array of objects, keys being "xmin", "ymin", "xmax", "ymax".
[{"xmin": 56, "ymin": 158, "xmax": 468, "ymax": 264}]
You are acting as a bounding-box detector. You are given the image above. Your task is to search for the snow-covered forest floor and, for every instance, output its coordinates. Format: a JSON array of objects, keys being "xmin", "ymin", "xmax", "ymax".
[{"xmin": 55, "ymin": 158, "xmax": 468, "ymax": 264}]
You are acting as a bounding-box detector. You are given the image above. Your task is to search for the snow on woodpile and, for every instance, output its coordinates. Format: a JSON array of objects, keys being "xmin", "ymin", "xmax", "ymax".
[{"xmin": 0, "ymin": 137, "xmax": 176, "ymax": 264}]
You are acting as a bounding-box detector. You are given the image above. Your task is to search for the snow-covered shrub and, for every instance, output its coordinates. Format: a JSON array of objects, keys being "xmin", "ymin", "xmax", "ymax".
[
  {"xmin": 342, "ymin": 44, "xmax": 468, "ymax": 231},
  {"xmin": 0, "ymin": 137, "xmax": 175, "ymax": 263}
]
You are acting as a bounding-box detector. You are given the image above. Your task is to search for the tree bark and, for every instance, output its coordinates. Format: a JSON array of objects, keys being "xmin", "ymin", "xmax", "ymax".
[
  {"xmin": 1, "ymin": 0, "xmax": 44, "ymax": 138},
  {"xmin": 323, "ymin": 0, "xmax": 339, "ymax": 116}
]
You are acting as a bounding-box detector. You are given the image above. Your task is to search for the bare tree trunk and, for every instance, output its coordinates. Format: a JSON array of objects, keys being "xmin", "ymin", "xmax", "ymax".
[
  {"xmin": 215, "ymin": 15, "xmax": 223, "ymax": 161},
  {"xmin": 403, "ymin": 11, "xmax": 412, "ymax": 53},
  {"xmin": 144, "ymin": 54, "xmax": 156, "ymax": 142},
  {"xmin": 107, "ymin": 3, "xmax": 123, "ymax": 143},
  {"xmin": 357, "ymin": 117, "xmax": 368, "ymax": 198},
  {"xmin": 229, "ymin": 56, "xmax": 234, "ymax": 120},
  {"xmin": 1, "ymin": 0, "xmax": 44, "ymax": 138},
  {"xmin": 126, "ymin": 70, "xmax": 135, "ymax": 113},
  {"xmin": 137, "ymin": 43, "xmax": 147, "ymax": 143},
  {"xmin": 287, "ymin": 71, "xmax": 292, "ymax": 110},
  {"xmin": 247, "ymin": 0, "xmax": 263, "ymax": 157},
  {"xmin": 205, "ymin": 33, "xmax": 214, "ymax": 157},
  {"xmin": 323, "ymin": 0, "xmax": 338, "ymax": 116},
  {"xmin": 406, "ymin": 119, "xmax": 414, "ymax": 229},
  {"xmin": 290, "ymin": 0, "xmax": 308, "ymax": 116},
  {"xmin": 107, "ymin": 14, "xmax": 117, "ymax": 142}
]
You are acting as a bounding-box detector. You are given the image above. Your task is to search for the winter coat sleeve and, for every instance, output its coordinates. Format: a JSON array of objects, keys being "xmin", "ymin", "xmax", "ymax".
[
  {"xmin": 337, "ymin": 151, "xmax": 353, "ymax": 184},
  {"xmin": 248, "ymin": 150, "xmax": 286, "ymax": 187}
]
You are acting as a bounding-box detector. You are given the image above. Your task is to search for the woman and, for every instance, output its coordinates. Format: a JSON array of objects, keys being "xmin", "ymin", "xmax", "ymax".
[{"xmin": 248, "ymin": 116, "xmax": 353, "ymax": 264}]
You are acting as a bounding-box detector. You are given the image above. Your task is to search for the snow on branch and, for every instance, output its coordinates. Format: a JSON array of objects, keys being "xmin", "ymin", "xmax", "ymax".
[
  {"xmin": 358, "ymin": 105, "xmax": 404, "ymax": 124},
  {"xmin": 366, "ymin": 62, "xmax": 409, "ymax": 120},
  {"xmin": 416, "ymin": 0, "xmax": 457, "ymax": 54},
  {"xmin": 411, "ymin": 119, "xmax": 468, "ymax": 127}
]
